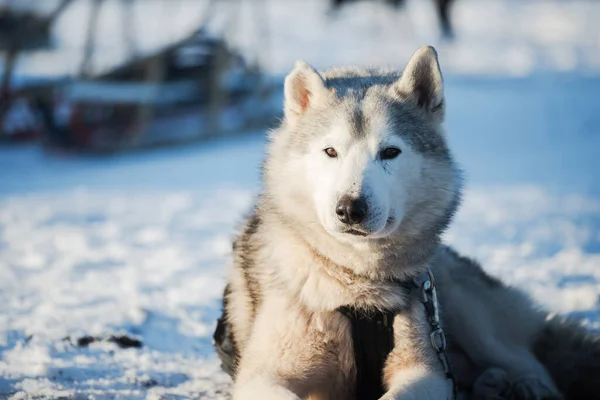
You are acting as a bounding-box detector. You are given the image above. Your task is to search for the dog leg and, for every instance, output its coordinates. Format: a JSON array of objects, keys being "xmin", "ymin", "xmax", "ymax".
[
  {"xmin": 510, "ymin": 374, "xmax": 564, "ymax": 400},
  {"xmin": 381, "ymin": 367, "xmax": 452, "ymax": 400},
  {"xmin": 233, "ymin": 296, "xmax": 352, "ymax": 399},
  {"xmin": 472, "ymin": 368, "xmax": 513, "ymax": 400},
  {"xmin": 382, "ymin": 302, "xmax": 454, "ymax": 400},
  {"xmin": 433, "ymin": 250, "xmax": 563, "ymax": 399},
  {"xmin": 233, "ymin": 377, "xmax": 301, "ymax": 400},
  {"xmin": 473, "ymin": 367, "xmax": 564, "ymax": 400},
  {"xmin": 450, "ymin": 299, "xmax": 563, "ymax": 399}
]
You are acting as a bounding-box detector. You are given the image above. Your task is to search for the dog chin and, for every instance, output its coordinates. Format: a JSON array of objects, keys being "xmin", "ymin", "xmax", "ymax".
[{"xmin": 357, "ymin": 217, "xmax": 402, "ymax": 240}]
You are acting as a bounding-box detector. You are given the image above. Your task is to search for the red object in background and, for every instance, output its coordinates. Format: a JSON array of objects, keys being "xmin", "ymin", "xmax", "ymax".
[
  {"xmin": 0, "ymin": 91, "xmax": 43, "ymax": 142},
  {"xmin": 68, "ymin": 104, "xmax": 94, "ymax": 148}
]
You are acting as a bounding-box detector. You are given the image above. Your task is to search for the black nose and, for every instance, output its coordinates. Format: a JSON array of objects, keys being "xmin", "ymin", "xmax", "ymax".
[{"xmin": 336, "ymin": 195, "xmax": 368, "ymax": 225}]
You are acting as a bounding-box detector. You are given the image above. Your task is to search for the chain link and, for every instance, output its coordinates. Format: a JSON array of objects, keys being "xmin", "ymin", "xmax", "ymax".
[{"xmin": 419, "ymin": 269, "xmax": 457, "ymax": 399}]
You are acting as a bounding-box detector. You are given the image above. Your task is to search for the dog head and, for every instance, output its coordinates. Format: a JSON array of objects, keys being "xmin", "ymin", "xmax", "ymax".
[{"xmin": 265, "ymin": 46, "xmax": 461, "ymax": 246}]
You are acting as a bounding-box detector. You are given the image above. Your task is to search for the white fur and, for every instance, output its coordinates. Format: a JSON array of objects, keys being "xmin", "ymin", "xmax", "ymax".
[
  {"xmin": 383, "ymin": 366, "xmax": 453, "ymax": 400},
  {"xmin": 303, "ymin": 114, "xmax": 425, "ymax": 242},
  {"xmin": 234, "ymin": 377, "xmax": 301, "ymax": 400}
]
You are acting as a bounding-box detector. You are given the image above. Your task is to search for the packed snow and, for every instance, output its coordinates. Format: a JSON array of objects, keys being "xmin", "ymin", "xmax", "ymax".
[{"xmin": 2, "ymin": 0, "xmax": 600, "ymax": 399}]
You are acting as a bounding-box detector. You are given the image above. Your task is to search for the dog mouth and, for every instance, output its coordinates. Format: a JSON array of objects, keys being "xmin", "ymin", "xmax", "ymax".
[
  {"xmin": 340, "ymin": 216, "xmax": 397, "ymax": 239},
  {"xmin": 343, "ymin": 227, "xmax": 369, "ymax": 237},
  {"xmin": 340, "ymin": 218, "xmax": 395, "ymax": 238}
]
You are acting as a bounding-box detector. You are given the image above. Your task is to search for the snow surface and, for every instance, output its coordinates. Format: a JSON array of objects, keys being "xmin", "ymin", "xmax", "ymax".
[
  {"xmin": 1, "ymin": 0, "xmax": 600, "ymax": 399},
  {"xmin": 1, "ymin": 75, "xmax": 599, "ymax": 398}
]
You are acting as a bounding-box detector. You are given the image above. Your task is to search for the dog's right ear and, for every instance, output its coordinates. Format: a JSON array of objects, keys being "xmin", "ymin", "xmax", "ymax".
[{"xmin": 284, "ymin": 61, "xmax": 329, "ymax": 123}]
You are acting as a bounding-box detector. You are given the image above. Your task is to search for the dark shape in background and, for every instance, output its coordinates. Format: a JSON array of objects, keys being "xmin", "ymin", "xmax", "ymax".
[
  {"xmin": 0, "ymin": 0, "xmax": 279, "ymax": 154},
  {"xmin": 0, "ymin": 0, "xmax": 73, "ymax": 142},
  {"xmin": 330, "ymin": 0, "xmax": 456, "ymax": 38}
]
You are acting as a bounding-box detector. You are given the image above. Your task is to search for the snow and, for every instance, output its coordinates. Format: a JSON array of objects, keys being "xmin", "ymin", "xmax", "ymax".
[
  {"xmin": 1, "ymin": 0, "xmax": 600, "ymax": 399},
  {"xmin": 0, "ymin": 135, "xmax": 265, "ymax": 399}
]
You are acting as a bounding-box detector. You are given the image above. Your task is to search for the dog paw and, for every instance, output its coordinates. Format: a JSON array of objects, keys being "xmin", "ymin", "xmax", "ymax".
[
  {"xmin": 473, "ymin": 368, "xmax": 512, "ymax": 400},
  {"xmin": 510, "ymin": 375, "xmax": 563, "ymax": 400}
]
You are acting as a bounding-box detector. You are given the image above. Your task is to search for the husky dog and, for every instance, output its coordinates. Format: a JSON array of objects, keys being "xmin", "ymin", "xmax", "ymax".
[{"xmin": 214, "ymin": 46, "xmax": 600, "ymax": 400}]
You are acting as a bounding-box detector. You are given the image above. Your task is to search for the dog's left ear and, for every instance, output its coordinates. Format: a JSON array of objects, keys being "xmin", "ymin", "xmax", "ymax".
[{"xmin": 391, "ymin": 46, "xmax": 444, "ymax": 120}]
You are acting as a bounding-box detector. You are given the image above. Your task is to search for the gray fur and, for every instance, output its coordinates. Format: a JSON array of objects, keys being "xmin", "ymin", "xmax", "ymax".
[{"xmin": 284, "ymin": 65, "xmax": 449, "ymax": 157}]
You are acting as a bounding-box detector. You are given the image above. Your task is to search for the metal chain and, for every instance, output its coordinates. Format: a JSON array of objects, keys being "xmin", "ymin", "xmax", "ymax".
[{"xmin": 419, "ymin": 269, "xmax": 457, "ymax": 399}]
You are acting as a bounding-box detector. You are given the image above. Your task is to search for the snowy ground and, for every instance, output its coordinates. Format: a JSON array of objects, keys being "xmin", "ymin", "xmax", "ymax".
[
  {"xmin": 2, "ymin": 0, "xmax": 600, "ymax": 399},
  {"xmin": 1, "ymin": 75, "xmax": 599, "ymax": 399}
]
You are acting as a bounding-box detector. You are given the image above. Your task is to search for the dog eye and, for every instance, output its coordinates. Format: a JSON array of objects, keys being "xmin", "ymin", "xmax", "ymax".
[
  {"xmin": 380, "ymin": 147, "xmax": 401, "ymax": 160},
  {"xmin": 324, "ymin": 147, "xmax": 338, "ymax": 158}
]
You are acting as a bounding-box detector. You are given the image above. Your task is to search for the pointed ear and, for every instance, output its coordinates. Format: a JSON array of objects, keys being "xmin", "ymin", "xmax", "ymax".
[
  {"xmin": 391, "ymin": 46, "xmax": 445, "ymax": 119},
  {"xmin": 284, "ymin": 61, "xmax": 329, "ymax": 123}
]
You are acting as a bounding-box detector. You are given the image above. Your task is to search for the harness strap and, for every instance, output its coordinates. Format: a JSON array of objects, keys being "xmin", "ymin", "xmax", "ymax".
[
  {"xmin": 337, "ymin": 270, "xmax": 456, "ymax": 400},
  {"xmin": 338, "ymin": 306, "xmax": 396, "ymax": 400}
]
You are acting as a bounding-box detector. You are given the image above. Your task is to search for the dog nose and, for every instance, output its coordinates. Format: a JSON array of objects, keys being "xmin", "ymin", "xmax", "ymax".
[{"xmin": 336, "ymin": 195, "xmax": 368, "ymax": 225}]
